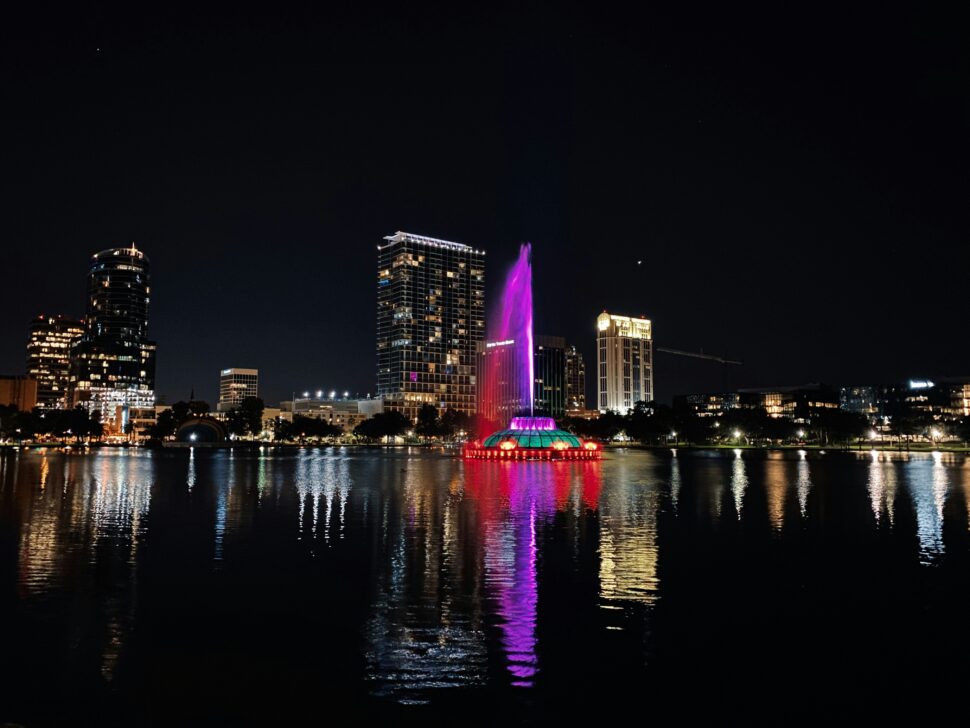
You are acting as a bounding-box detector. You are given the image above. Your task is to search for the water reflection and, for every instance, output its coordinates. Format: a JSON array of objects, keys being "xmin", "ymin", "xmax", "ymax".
[
  {"xmin": 867, "ymin": 451, "xmax": 898, "ymax": 525},
  {"xmin": 598, "ymin": 459, "xmax": 658, "ymax": 605},
  {"xmin": 4, "ymin": 447, "xmax": 970, "ymax": 721},
  {"xmin": 797, "ymin": 450, "xmax": 811, "ymax": 516},
  {"xmin": 904, "ymin": 454, "xmax": 947, "ymax": 564},
  {"xmin": 764, "ymin": 455, "xmax": 788, "ymax": 531},
  {"xmin": 731, "ymin": 449, "xmax": 748, "ymax": 517}
]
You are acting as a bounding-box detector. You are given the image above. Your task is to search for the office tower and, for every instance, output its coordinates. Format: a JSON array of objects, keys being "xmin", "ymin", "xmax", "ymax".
[
  {"xmin": 533, "ymin": 335, "xmax": 566, "ymax": 419},
  {"xmin": 71, "ymin": 244, "xmax": 157, "ymax": 435},
  {"xmin": 565, "ymin": 344, "xmax": 586, "ymax": 412},
  {"xmin": 217, "ymin": 368, "xmax": 259, "ymax": 412},
  {"xmin": 376, "ymin": 231, "xmax": 485, "ymax": 421},
  {"xmin": 477, "ymin": 339, "xmax": 522, "ymax": 425},
  {"xmin": 596, "ymin": 311, "xmax": 653, "ymax": 413},
  {"xmin": 26, "ymin": 315, "xmax": 84, "ymax": 409}
]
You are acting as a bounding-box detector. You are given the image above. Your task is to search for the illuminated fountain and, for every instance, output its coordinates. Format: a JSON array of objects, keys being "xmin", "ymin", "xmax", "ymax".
[{"xmin": 464, "ymin": 244, "xmax": 599, "ymax": 460}]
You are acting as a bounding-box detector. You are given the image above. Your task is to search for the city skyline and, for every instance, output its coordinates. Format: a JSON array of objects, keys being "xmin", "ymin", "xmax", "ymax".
[{"xmin": 1, "ymin": 6, "xmax": 967, "ymax": 405}]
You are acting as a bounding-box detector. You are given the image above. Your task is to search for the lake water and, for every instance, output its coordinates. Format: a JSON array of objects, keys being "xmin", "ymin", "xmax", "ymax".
[{"xmin": 2, "ymin": 447, "xmax": 970, "ymax": 724}]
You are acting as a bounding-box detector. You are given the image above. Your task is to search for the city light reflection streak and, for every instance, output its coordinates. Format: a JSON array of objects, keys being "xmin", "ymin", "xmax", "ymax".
[
  {"xmin": 796, "ymin": 450, "xmax": 811, "ymax": 516},
  {"xmin": 903, "ymin": 456, "xmax": 946, "ymax": 563},
  {"xmin": 731, "ymin": 449, "xmax": 747, "ymax": 518},
  {"xmin": 764, "ymin": 455, "xmax": 787, "ymax": 531}
]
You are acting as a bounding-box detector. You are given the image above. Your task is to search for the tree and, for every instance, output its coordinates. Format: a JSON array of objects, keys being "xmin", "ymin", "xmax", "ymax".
[
  {"xmin": 625, "ymin": 401, "xmax": 675, "ymax": 444},
  {"xmin": 149, "ymin": 409, "xmax": 179, "ymax": 439},
  {"xmin": 415, "ymin": 404, "xmax": 441, "ymax": 439},
  {"xmin": 354, "ymin": 411, "xmax": 410, "ymax": 441},
  {"xmin": 440, "ymin": 409, "xmax": 473, "ymax": 440},
  {"xmin": 278, "ymin": 415, "xmax": 344, "ymax": 442},
  {"xmin": 188, "ymin": 400, "xmax": 210, "ymax": 417},
  {"xmin": 957, "ymin": 416, "xmax": 970, "ymax": 446},
  {"xmin": 228, "ymin": 397, "xmax": 265, "ymax": 439},
  {"xmin": 591, "ymin": 410, "xmax": 626, "ymax": 440},
  {"xmin": 808, "ymin": 409, "xmax": 867, "ymax": 446}
]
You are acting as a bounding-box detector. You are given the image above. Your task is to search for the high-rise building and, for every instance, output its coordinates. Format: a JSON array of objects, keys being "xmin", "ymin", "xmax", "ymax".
[
  {"xmin": 565, "ymin": 344, "xmax": 586, "ymax": 412},
  {"xmin": 533, "ymin": 335, "xmax": 566, "ymax": 419},
  {"xmin": 217, "ymin": 368, "xmax": 259, "ymax": 412},
  {"xmin": 596, "ymin": 311, "xmax": 653, "ymax": 413},
  {"xmin": 71, "ymin": 244, "xmax": 157, "ymax": 435},
  {"xmin": 26, "ymin": 315, "xmax": 84, "ymax": 409},
  {"xmin": 477, "ymin": 339, "xmax": 523, "ymax": 425},
  {"xmin": 376, "ymin": 231, "xmax": 485, "ymax": 421}
]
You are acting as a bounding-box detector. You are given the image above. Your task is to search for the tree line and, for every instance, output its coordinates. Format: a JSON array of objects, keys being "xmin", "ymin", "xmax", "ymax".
[
  {"xmin": 558, "ymin": 401, "xmax": 970, "ymax": 447},
  {"xmin": 0, "ymin": 404, "xmax": 103, "ymax": 441}
]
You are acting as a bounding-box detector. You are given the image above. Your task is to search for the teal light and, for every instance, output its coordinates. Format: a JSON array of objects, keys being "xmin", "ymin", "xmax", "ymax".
[{"xmin": 482, "ymin": 428, "xmax": 582, "ymax": 449}]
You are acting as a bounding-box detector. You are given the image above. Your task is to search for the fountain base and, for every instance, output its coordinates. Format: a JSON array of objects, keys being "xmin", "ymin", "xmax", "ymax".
[{"xmin": 463, "ymin": 416, "xmax": 600, "ymax": 460}]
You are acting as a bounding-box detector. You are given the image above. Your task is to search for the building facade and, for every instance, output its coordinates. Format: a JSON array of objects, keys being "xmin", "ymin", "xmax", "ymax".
[
  {"xmin": 565, "ymin": 344, "xmax": 586, "ymax": 412},
  {"xmin": 280, "ymin": 396, "xmax": 384, "ymax": 433},
  {"xmin": 476, "ymin": 339, "xmax": 522, "ymax": 426},
  {"xmin": 533, "ymin": 335, "xmax": 566, "ymax": 419},
  {"xmin": 376, "ymin": 231, "xmax": 485, "ymax": 421},
  {"xmin": 596, "ymin": 312, "xmax": 653, "ymax": 413},
  {"xmin": 71, "ymin": 244, "xmax": 157, "ymax": 435},
  {"xmin": 26, "ymin": 315, "xmax": 84, "ymax": 409},
  {"xmin": 217, "ymin": 368, "xmax": 259, "ymax": 412},
  {"xmin": 0, "ymin": 375, "xmax": 38, "ymax": 412},
  {"xmin": 675, "ymin": 385, "xmax": 839, "ymax": 423}
]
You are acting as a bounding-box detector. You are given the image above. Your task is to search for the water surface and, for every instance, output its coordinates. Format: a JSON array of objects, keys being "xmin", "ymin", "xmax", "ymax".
[{"xmin": 2, "ymin": 447, "xmax": 970, "ymax": 724}]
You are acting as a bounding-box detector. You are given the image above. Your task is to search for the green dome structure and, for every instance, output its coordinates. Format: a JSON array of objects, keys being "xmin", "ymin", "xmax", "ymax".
[{"xmin": 465, "ymin": 417, "xmax": 599, "ymax": 460}]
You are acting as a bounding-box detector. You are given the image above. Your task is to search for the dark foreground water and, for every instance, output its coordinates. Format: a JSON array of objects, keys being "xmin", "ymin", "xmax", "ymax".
[{"xmin": 2, "ymin": 447, "xmax": 970, "ymax": 725}]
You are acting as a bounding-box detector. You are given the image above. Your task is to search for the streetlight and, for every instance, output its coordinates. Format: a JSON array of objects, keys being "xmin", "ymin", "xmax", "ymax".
[
  {"xmin": 797, "ymin": 429, "xmax": 805, "ymax": 440},
  {"xmin": 316, "ymin": 390, "xmax": 323, "ymax": 398}
]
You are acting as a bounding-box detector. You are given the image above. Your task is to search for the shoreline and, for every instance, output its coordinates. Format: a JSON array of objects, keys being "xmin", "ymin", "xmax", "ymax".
[{"xmin": 2, "ymin": 441, "xmax": 968, "ymax": 454}]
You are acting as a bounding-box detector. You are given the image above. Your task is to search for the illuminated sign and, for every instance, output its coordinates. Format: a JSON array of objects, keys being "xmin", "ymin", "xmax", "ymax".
[
  {"xmin": 908, "ymin": 379, "xmax": 935, "ymax": 390},
  {"xmin": 486, "ymin": 339, "xmax": 515, "ymax": 348}
]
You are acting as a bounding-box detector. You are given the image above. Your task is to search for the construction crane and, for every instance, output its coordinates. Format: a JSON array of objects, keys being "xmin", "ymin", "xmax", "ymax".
[
  {"xmin": 655, "ymin": 347, "xmax": 743, "ymax": 366},
  {"xmin": 655, "ymin": 346, "xmax": 743, "ymax": 391}
]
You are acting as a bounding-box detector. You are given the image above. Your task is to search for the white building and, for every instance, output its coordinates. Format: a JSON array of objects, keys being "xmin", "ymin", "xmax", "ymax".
[
  {"xmin": 217, "ymin": 368, "xmax": 258, "ymax": 412},
  {"xmin": 279, "ymin": 396, "xmax": 384, "ymax": 433},
  {"xmin": 596, "ymin": 312, "xmax": 653, "ymax": 413}
]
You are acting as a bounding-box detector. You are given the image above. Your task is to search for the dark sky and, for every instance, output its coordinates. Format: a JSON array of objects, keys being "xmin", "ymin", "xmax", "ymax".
[{"xmin": 2, "ymin": 3, "xmax": 967, "ymax": 405}]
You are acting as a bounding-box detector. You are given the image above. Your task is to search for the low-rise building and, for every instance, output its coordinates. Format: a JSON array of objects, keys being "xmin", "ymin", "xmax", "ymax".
[
  {"xmin": 0, "ymin": 375, "xmax": 38, "ymax": 411},
  {"xmin": 280, "ymin": 397, "xmax": 383, "ymax": 433}
]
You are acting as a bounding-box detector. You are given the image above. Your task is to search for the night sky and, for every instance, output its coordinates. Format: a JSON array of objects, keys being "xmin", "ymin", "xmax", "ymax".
[{"xmin": 2, "ymin": 4, "xmax": 967, "ymax": 405}]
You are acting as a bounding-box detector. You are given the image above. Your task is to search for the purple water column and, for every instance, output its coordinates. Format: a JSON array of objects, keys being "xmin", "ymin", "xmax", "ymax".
[{"xmin": 488, "ymin": 243, "xmax": 534, "ymax": 416}]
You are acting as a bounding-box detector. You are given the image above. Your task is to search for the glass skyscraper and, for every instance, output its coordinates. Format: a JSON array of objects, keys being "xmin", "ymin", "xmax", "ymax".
[
  {"xmin": 533, "ymin": 335, "xmax": 566, "ymax": 419},
  {"xmin": 377, "ymin": 231, "xmax": 485, "ymax": 422},
  {"xmin": 565, "ymin": 344, "xmax": 586, "ymax": 412},
  {"xmin": 26, "ymin": 314, "xmax": 84, "ymax": 409},
  {"xmin": 71, "ymin": 244, "xmax": 157, "ymax": 434}
]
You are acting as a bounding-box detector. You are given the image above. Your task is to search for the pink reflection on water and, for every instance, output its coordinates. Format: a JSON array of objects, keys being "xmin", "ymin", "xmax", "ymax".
[{"xmin": 464, "ymin": 460, "xmax": 600, "ymax": 687}]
